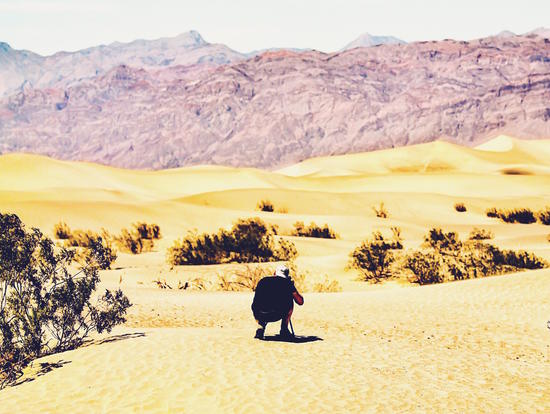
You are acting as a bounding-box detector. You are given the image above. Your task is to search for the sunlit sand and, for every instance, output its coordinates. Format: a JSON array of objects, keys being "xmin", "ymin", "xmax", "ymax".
[{"xmin": 1, "ymin": 136, "xmax": 549, "ymax": 412}]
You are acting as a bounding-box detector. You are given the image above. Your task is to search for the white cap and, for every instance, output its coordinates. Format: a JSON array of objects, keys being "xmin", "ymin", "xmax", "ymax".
[{"xmin": 275, "ymin": 264, "xmax": 290, "ymax": 278}]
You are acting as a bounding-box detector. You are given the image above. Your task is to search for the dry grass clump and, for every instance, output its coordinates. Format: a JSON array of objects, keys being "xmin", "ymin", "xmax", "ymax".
[
  {"xmin": 256, "ymin": 199, "xmax": 274, "ymax": 212},
  {"xmin": 372, "ymin": 202, "xmax": 389, "ymax": 218},
  {"xmin": 485, "ymin": 207, "xmax": 537, "ymax": 224},
  {"xmin": 53, "ymin": 221, "xmax": 71, "ymax": 239},
  {"xmin": 291, "ymin": 221, "xmax": 338, "ymax": 239},
  {"xmin": 349, "ymin": 227, "xmax": 403, "ymax": 283},
  {"xmin": 454, "ymin": 202, "xmax": 467, "ymax": 212},
  {"xmin": 312, "ymin": 277, "xmax": 342, "ymax": 292},
  {"xmin": 114, "ymin": 222, "xmax": 162, "ymax": 254},
  {"xmin": 468, "ymin": 227, "xmax": 494, "ymax": 240},
  {"xmin": 167, "ymin": 218, "xmax": 297, "ymax": 266}
]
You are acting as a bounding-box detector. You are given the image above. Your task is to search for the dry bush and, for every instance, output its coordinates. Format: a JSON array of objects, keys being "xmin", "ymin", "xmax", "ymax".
[
  {"xmin": 403, "ymin": 227, "xmax": 547, "ymax": 285},
  {"xmin": 53, "ymin": 222, "xmax": 71, "ymax": 239},
  {"xmin": 62, "ymin": 228, "xmax": 116, "ymax": 270},
  {"xmin": 216, "ymin": 264, "xmax": 275, "ymax": 291},
  {"xmin": 312, "ymin": 277, "xmax": 342, "ymax": 292},
  {"xmin": 349, "ymin": 230, "xmax": 403, "ymax": 283},
  {"xmin": 372, "ymin": 202, "xmax": 389, "ymax": 219},
  {"xmin": 468, "ymin": 227, "xmax": 494, "ymax": 240},
  {"xmin": 405, "ymin": 251, "xmax": 443, "ymax": 285},
  {"xmin": 537, "ymin": 207, "xmax": 550, "ymax": 225},
  {"xmin": 256, "ymin": 199, "xmax": 274, "ymax": 212},
  {"xmin": 486, "ymin": 207, "xmax": 537, "ymax": 224},
  {"xmin": 167, "ymin": 218, "xmax": 297, "ymax": 266},
  {"xmin": 114, "ymin": 222, "xmax": 161, "ymax": 254},
  {"xmin": 486, "ymin": 207, "xmax": 499, "ymax": 218},
  {"xmin": 454, "ymin": 202, "xmax": 467, "ymax": 212},
  {"xmin": 291, "ymin": 221, "xmax": 338, "ymax": 239},
  {"xmin": 277, "ymin": 207, "xmax": 289, "ymax": 214}
]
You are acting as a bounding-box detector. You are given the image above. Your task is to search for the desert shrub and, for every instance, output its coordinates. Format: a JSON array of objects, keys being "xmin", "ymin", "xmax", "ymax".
[
  {"xmin": 312, "ymin": 277, "xmax": 342, "ymax": 292},
  {"xmin": 0, "ymin": 213, "xmax": 131, "ymax": 389},
  {"xmin": 486, "ymin": 207, "xmax": 537, "ymax": 224},
  {"xmin": 291, "ymin": 221, "xmax": 337, "ymax": 239},
  {"xmin": 468, "ymin": 227, "xmax": 494, "ymax": 240},
  {"xmin": 404, "ymin": 228, "xmax": 547, "ymax": 285},
  {"xmin": 404, "ymin": 251, "xmax": 443, "ymax": 285},
  {"xmin": 277, "ymin": 207, "xmax": 289, "ymax": 214},
  {"xmin": 53, "ymin": 222, "xmax": 71, "ymax": 239},
  {"xmin": 133, "ymin": 222, "xmax": 161, "ymax": 240},
  {"xmin": 454, "ymin": 202, "xmax": 467, "ymax": 212},
  {"xmin": 216, "ymin": 265, "xmax": 274, "ymax": 292},
  {"xmin": 167, "ymin": 218, "xmax": 297, "ymax": 265},
  {"xmin": 537, "ymin": 206, "xmax": 550, "ymax": 225},
  {"xmin": 350, "ymin": 231, "xmax": 399, "ymax": 283},
  {"xmin": 114, "ymin": 222, "xmax": 161, "ymax": 254},
  {"xmin": 372, "ymin": 202, "xmax": 389, "ymax": 219},
  {"xmin": 63, "ymin": 229, "xmax": 116, "ymax": 270},
  {"xmin": 423, "ymin": 228, "xmax": 461, "ymax": 251},
  {"xmin": 256, "ymin": 200, "xmax": 274, "ymax": 212},
  {"xmin": 498, "ymin": 208, "xmax": 536, "ymax": 224}
]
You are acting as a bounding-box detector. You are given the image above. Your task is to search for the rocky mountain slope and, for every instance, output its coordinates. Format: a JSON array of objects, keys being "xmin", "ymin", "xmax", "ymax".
[
  {"xmin": 0, "ymin": 31, "xmax": 245, "ymax": 97},
  {"xmin": 1, "ymin": 33, "xmax": 550, "ymax": 169},
  {"xmin": 341, "ymin": 33, "xmax": 406, "ymax": 50}
]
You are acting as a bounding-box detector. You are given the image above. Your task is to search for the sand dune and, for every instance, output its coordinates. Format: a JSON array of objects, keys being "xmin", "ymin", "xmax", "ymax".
[{"xmin": 1, "ymin": 138, "xmax": 550, "ymax": 412}]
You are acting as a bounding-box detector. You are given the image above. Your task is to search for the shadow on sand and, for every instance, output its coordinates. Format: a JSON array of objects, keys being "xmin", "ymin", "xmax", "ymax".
[{"xmin": 261, "ymin": 335, "xmax": 323, "ymax": 343}]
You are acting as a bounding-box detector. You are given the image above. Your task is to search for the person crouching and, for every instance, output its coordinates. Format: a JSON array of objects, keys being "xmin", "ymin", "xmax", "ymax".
[{"xmin": 251, "ymin": 264, "xmax": 304, "ymax": 340}]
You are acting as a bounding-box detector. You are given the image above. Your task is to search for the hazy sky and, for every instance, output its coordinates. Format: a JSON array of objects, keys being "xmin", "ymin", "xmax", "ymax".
[{"xmin": 1, "ymin": 0, "xmax": 549, "ymax": 55}]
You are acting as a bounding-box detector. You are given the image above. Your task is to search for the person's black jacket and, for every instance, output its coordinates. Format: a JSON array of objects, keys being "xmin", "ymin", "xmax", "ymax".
[{"xmin": 251, "ymin": 276, "xmax": 296, "ymax": 317}]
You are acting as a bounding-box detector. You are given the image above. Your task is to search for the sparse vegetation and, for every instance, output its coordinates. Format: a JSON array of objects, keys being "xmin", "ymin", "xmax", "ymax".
[
  {"xmin": 485, "ymin": 207, "xmax": 537, "ymax": 224},
  {"xmin": 349, "ymin": 229, "xmax": 403, "ymax": 283},
  {"xmin": 468, "ymin": 227, "xmax": 494, "ymax": 240},
  {"xmin": 114, "ymin": 222, "xmax": 162, "ymax": 254},
  {"xmin": 537, "ymin": 206, "xmax": 550, "ymax": 225},
  {"xmin": 1, "ymin": 213, "xmax": 131, "ymax": 389},
  {"xmin": 291, "ymin": 221, "xmax": 337, "ymax": 239},
  {"xmin": 256, "ymin": 199, "xmax": 274, "ymax": 212},
  {"xmin": 53, "ymin": 221, "xmax": 71, "ymax": 239},
  {"xmin": 60, "ymin": 228, "xmax": 116, "ymax": 270},
  {"xmin": 404, "ymin": 227, "xmax": 547, "ymax": 285},
  {"xmin": 454, "ymin": 202, "xmax": 467, "ymax": 212},
  {"xmin": 372, "ymin": 202, "xmax": 389, "ymax": 219},
  {"xmin": 167, "ymin": 218, "xmax": 297, "ymax": 266}
]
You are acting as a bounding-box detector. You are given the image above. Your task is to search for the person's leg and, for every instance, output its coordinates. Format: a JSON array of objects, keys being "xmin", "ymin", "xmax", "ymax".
[
  {"xmin": 254, "ymin": 319, "xmax": 266, "ymax": 339},
  {"xmin": 279, "ymin": 305, "xmax": 294, "ymax": 336}
]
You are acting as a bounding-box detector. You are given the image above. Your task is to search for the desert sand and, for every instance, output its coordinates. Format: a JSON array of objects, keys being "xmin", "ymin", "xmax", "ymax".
[{"xmin": 0, "ymin": 136, "xmax": 549, "ymax": 412}]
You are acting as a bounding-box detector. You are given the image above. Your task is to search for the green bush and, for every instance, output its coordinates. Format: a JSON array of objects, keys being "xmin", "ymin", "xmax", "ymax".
[
  {"xmin": 291, "ymin": 221, "xmax": 337, "ymax": 239},
  {"xmin": 167, "ymin": 218, "xmax": 297, "ymax": 265},
  {"xmin": 0, "ymin": 213, "xmax": 131, "ymax": 389}
]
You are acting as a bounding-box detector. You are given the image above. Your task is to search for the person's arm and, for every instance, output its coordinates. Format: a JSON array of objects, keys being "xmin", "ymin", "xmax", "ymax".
[
  {"xmin": 289, "ymin": 279, "xmax": 304, "ymax": 305},
  {"xmin": 292, "ymin": 290, "xmax": 304, "ymax": 305}
]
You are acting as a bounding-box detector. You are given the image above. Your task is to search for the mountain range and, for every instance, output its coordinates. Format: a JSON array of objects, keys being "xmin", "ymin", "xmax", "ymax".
[{"xmin": 1, "ymin": 29, "xmax": 549, "ymax": 168}]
